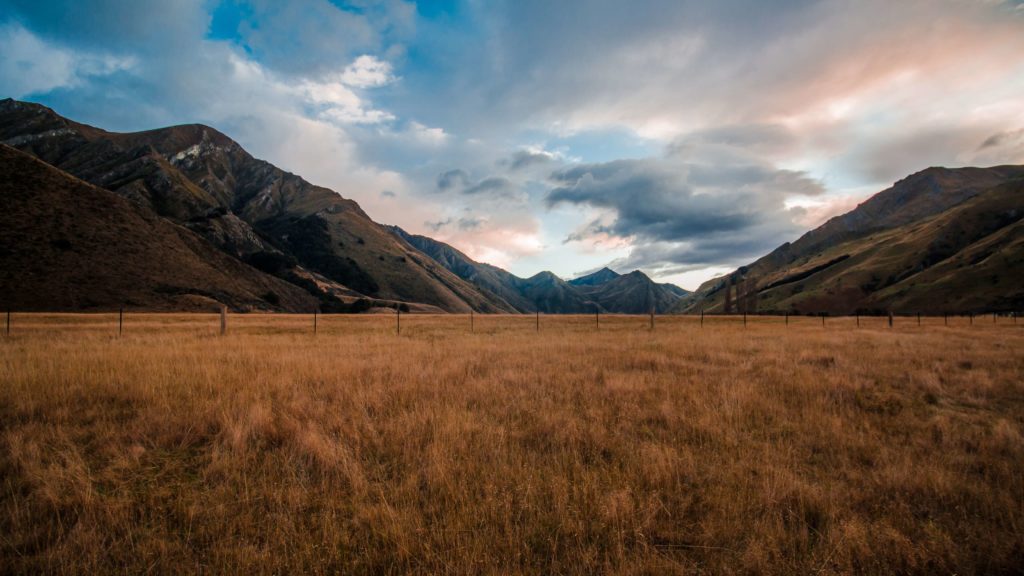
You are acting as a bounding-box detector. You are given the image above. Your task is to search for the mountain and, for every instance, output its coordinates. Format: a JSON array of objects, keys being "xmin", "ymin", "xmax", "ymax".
[
  {"xmin": 568, "ymin": 267, "xmax": 620, "ymax": 286},
  {"xmin": 0, "ymin": 144, "xmax": 319, "ymax": 311},
  {"xmin": 572, "ymin": 270, "xmax": 685, "ymax": 313},
  {"xmin": 677, "ymin": 166, "xmax": 1024, "ymax": 315},
  {"xmin": 394, "ymin": 228, "xmax": 687, "ymax": 313},
  {"xmin": 0, "ymin": 98, "xmax": 513, "ymax": 313}
]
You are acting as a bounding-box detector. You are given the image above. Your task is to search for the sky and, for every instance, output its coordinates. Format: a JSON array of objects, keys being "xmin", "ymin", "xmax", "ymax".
[{"xmin": 2, "ymin": 0, "xmax": 1023, "ymax": 290}]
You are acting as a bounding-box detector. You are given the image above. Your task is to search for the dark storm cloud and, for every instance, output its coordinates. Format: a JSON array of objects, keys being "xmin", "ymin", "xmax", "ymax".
[{"xmin": 547, "ymin": 158, "xmax": 818, "ymax": 243}]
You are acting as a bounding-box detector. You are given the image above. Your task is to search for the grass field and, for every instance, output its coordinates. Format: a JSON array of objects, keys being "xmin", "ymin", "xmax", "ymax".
[{"xmin": 2, "ymin": 313, "xmax": 1023, "ymax": 574}]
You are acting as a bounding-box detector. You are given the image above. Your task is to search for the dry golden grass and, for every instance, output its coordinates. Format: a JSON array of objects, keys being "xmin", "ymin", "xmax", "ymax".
[{"xmin": 2, "ymin": 313, "xmax": 1023, "ymax": 574}]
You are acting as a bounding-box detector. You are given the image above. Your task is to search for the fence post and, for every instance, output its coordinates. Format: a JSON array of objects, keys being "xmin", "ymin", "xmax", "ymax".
[
  {"xmin": 917, "ymin": 312, "xmax": 921, "ymax": 327},
  {"xmin": 888, "ymin": 312, "xmax": 893, "ymax": 329},
  {"xmin": 743, "ymin": 312, "xmax": 747, "ymax": 327},
  {"xmin": 785, "ymin": 312, "xmax": 788, "ymax": 326},
  {"xmin": 649, "ymin": 310, "xmax": 654, "ymax": 331},
  {"xmin": 396, "ymin": 307, "xmax": 401, "ymax": 335},
  {"xmin": 314, "ymin": 311, "xmax": 317, "ymax": 335},
  {"xmin": 970, "ymin": 314, "xmax": 973, "ymax": 326},
  {"xmin": 119, "ymin": 307, "xmax": 123, "ymax": 336},
  {"xmin": 856, "ymin": 313, "xmax": 859, "ymax": 327},
  {"xmin": 220, "ymin": 305, "xmax": 227, "ymax": 335},
  {"xmin": 821, "ymin": 313, "xmax": 825, "ymax": 327},
  {"xmin": 6, "ymin": 308, "xmax": 9, "ymax": 336},
  {"xmin": 700, "ymin": 309, "xmax": 704, "ymax": 328},
  {"xmin": 993, "ymin": 312, "xmax": 997, "ymax": 324}
]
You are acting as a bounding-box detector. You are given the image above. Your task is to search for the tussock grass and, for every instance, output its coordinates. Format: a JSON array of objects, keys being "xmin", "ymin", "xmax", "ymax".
[{"xmin": 2, "ymin": 314, "xmax": 1023, "ymax": 574}]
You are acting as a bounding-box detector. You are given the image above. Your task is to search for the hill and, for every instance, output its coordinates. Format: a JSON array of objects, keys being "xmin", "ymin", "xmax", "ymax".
[
  {"xmin": 677, "ymin": 166, "xmax": 1024, "ymax": 315},
  {"xmin": 0, "ymin": 144, "xmax": 318, "ymax": 311}
]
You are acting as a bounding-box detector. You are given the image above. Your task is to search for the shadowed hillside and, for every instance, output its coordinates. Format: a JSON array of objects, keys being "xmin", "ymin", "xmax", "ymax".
[{"xmin": 0, "ymin": 144, "xmax": 318, "ymax": 311}]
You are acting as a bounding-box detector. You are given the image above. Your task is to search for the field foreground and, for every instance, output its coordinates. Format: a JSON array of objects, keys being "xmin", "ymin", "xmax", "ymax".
[{"xmin": 2, "ymin": 314, "xmax": 1023, "ymax": 574}]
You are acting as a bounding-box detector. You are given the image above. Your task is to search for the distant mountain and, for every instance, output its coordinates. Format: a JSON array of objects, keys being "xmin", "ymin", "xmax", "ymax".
[
  {"xmin": 0, "ymin": 144, "xmax": 318, "ymax": 311},
  {"xmin": 0, "ymin": 98, "xmax": 513, "ymax": 312},
  {"xmin": 394, "ymin": 228, "xmax": 686, "ymax": 313},
  {"xmin": 677, "ymin": 165, "xmax": 1024, "ymax": 315}
]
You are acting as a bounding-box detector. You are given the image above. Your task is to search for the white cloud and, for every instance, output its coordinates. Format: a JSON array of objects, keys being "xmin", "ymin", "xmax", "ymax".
[{"xmin": 341, "ymin": 55, "xmax": 397, "ymax": 88}]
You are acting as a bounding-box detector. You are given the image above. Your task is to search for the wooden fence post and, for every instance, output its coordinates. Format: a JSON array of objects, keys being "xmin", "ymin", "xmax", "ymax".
[
  {"xmin": 944, "ymin": 312, "xmax": 948, "ymax": 326},
  {"xmin": 743, "ymin": 312, "xmax": 747, "ymax": 327},
  {"xmin": 595, "ymin": 309, "xmax": 599, "ymax": 329},
  {"xmin": 119, "ymin": 307, "xmax": 123, "ymax": 337},
  {"xmin": 821, "ymin": 313, "xmax": 825, "ymax": 327},
  {"xmin": 917, "ymin": 312, "xmax": 921, "ymax": 326},
  {"xmin": 970, "ymin": 314, "xmax": 974, "ymax": 326},
  {"xmin": 220, "ymin": 305, "xmax": 227, "ymax": 335},
  {"xmin": 785, "ymin": 312, "xmax": 788, "ymax": 326},
  {"xmin": 700, "ymin": 309, "xmax": 704, "ymax": 328},
  {"xmin": 6, "ymin": 309, "xmax": 9, "ymax": 336},
  {"xmin": 856, "ymin": 313, "xmax": 859, "ymax": 327},
  {"xmin": 649, "ymin": 310, "xmax": 654, "ymax": 331},
  {"xmin": 396, "ymin": 307, "xmax": 401, "ymax": 335},
  {"xmin": 888, "ymin": 312, "xmax": 893, "ymax": 329}
]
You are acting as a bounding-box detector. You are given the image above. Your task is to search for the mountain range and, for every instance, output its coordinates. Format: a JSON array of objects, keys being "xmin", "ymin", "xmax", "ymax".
[
  {"xmin": 2, "ymin": 98, "xmax": 1020, "ymax": 315},
  {"xmin": 675, "ymin": 165, "xmax": 1024, "ymax": 315},
  {"xmin": 0, "ymin": 98, "xmax": 686, "ymax": 313}
]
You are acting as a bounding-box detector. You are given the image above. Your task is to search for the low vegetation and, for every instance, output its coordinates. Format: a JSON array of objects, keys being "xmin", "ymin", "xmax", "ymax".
[{"xmin": 2, "ymin": 314, "xmax": 1022, "ymax": 574}]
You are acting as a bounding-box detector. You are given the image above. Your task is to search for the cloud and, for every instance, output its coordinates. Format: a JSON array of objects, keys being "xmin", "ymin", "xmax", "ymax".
[
  {"xmin": 434, "ymin": 169, "xmax": 524, "ymax": 200},
  {"xmin": 503, "ymin": 148, "xmax": 558, "ymax": 171},
  {"xmin": 0, "ymin": 22, "xmax": 137, "ymax": 98},
  {"xmin": 437, "ymin": 169, "xmax": 470, "ymax": 191},
  {"xmin": 547, "ymin": 156, "xmax": 822, "ymax": 267},
  {"xmin": 340, "ymin": 54, "xmax": 397, "ymax": 88}
]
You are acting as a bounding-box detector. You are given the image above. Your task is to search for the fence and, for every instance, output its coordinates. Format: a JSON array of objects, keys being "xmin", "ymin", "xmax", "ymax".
[{"xmin": 1, "ymin": 309, "xmax": 1019, "ymax": 338}]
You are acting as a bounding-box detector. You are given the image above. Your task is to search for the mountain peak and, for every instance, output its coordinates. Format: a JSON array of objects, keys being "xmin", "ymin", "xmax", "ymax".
[{"xmin": 568, "ymin": 266, "xmax": 620, "ymax": 287}]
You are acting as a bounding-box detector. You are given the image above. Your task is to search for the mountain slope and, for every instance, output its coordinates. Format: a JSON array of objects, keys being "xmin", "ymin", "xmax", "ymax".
[
  {"xmin": 0, "ymin": 144, "xmax": 318, "ymax": 312},
  {"xmin": 0, "ymin": 98, "xmax": 510, "ymax": 312},
  {"xmin": 392, "ymin": 227, "xmax": 535, "ymax": 312},
  {"xmin": 678, "ymin": 166, "xmax": 1024, "ymax": 315}
]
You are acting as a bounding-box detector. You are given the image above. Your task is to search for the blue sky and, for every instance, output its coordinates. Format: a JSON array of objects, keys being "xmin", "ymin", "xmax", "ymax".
[{"xmin": 2, "ymin": 0, "xmax": 1023, "ymax": 289}]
